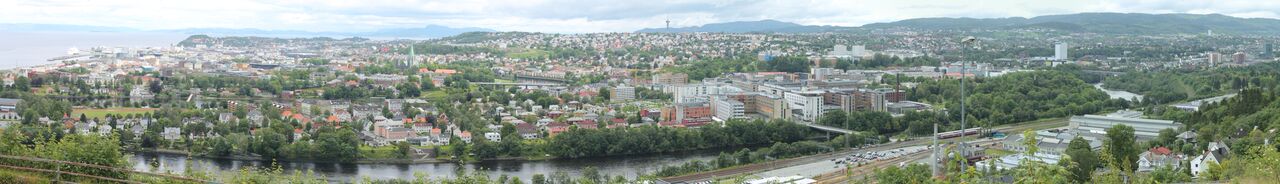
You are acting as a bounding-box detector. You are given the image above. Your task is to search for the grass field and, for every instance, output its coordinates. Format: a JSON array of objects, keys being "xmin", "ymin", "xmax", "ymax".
[
  {"xmin": 360, "ymin": 145, "xmax": 405, "ymax": 159},
  {"xmin": 423, "ymin": 90, "xmax": 448, "ymax": 99},
  {"xmin": 505, "ymin": 49, "xmax": 550, "ymax": 59},
  {"xmin": 72, "ymin": 108, "xmax": 157, "ymax": 119},
  {"xmin": 985, "ymin": 148, "xmax": 1017, "ymax": 157}
]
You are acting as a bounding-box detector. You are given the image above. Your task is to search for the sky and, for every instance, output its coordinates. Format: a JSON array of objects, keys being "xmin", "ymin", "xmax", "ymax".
[{"xmin": 2, "ymin": 0, "xmax": 1279, "ymax": 33}]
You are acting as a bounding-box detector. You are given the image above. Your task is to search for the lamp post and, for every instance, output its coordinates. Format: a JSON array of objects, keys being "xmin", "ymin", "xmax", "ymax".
[{"xmin": 958, "ymin": 36, "xmax": 977, "ymax": 170}]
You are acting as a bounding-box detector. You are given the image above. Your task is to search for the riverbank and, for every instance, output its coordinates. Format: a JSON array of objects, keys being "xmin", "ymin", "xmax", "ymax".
[
  {"xmin": 130, "ymin": 146, "xmax": 728, "ymax": 182},
  {"xmin": 127, "ymin": 148, "xmax": 547, "ymax": 164}
]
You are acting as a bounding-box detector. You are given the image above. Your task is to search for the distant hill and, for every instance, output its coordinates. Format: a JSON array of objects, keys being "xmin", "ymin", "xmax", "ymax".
[
  {"xmin": 636, "ymin": 20, "xmax": 846, "ymax": 33},
  {"xmin": 638, "ymin": 13, "xmax": 1280, "ymax": 35},
  {"xmin": 362, "ymin": 25, "xmax": 495, "ymax": 38},
  {"xmin": 862, "ymin": 13, "xmax": 1280, "ymax": 34},
  {"xmin": 172, "ymin": 25, "xmax": 494, "ymax": 38},
  {"xmin": 0, "ymin": 23, "xmax": 140, "ymax": 32}
]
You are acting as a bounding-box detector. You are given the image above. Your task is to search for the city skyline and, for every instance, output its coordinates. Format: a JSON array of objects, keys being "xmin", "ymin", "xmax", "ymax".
[{"xmin": 3, "ymin": 0, "xmax": 1279, "ymax": 33}]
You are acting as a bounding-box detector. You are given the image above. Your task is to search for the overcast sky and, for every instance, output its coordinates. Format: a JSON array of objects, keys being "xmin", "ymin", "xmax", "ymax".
[{"xmin": 2, "ymin": 0, "xmax": 1278, "ymax": 33}]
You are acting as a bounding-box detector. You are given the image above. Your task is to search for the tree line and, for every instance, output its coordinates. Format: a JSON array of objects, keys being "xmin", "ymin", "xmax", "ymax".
[{"xmin": 546, "ymin": 119, "xmax": 810, "ymax": 158}]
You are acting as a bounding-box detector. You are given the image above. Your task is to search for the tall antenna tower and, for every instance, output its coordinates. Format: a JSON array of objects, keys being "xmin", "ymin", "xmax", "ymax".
[{"xmin": 665, "ymin": 19, "xmax": 671, "ymax": 30}]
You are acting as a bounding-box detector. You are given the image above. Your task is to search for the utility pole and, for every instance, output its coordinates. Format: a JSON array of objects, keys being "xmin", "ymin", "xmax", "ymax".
[{"xmin": 931, "ymin": 123, "xmax": 940, "ymax": 178}]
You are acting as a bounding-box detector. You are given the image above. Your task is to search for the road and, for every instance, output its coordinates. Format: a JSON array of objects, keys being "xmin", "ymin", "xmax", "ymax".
[
  {"xmin": 657, "ymin": 118, "xmax": 1067, "ymax": 183},
  {"xmin": 757, "ymin": 145, "xmax": 929, "ymax": 178},
  {"xmin": 807, "ymin": 138, "xmax": 1008, "ymax": 183}
]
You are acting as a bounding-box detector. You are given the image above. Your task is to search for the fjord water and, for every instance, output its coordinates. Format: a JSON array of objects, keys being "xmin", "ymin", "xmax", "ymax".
[{"xmin": 0, "ymin": 31, "xmax": 186, "ymax": 69}]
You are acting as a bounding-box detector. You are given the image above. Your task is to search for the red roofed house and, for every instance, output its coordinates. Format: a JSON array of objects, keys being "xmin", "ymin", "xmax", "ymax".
[
  {"xmin": 546, "ymin": 122, "xmax": 571, "ymax": 137},
  {"xmin": 1138, "ymin": 146, "xmax": 1183, "ymax": 172},
  {"xmin": 459, "ymin": 131, "xmax": 473, "ymax": 143}
]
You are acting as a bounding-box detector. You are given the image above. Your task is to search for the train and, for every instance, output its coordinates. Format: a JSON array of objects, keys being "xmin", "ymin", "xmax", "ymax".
[{"xmin": 935, "ymin": 127, "xmax": 982, "ymax": 139}]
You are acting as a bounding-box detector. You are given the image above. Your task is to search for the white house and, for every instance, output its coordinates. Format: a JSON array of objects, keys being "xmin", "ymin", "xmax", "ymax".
[
  {"xmin": 484, "ymin": 132, "xmax": 501, "ymax": 142},
  {"xmin": 1137, "ymin": 147, "xmax": 1183, "ymax": 172},
  {"xmin": 1191, "ymin": 142, "xmax": 1230, "ymax": 178},
  {"xmin": 162, "ymin": 127, "xmax": 182, "ymax": 141}
]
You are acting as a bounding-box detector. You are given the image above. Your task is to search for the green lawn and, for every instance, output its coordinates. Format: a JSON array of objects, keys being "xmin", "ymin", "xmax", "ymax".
[
  {"xmin": 985, "ymin": 148, "xmax": 1017, "ymax": 157},
  {"xmin": 359, "ymin": 145, "xmax": 404, "ymax": 159},
  {"xmin": 422, "ymin": 90, "xmax": 447, "ymax": 99},
  {"xmin": 72, "ymin": 108, "xmax": 157, "ymax": 119},
  {"xmin": 506, "ymin": 49, "xmax": 550, "ymax": 59}
]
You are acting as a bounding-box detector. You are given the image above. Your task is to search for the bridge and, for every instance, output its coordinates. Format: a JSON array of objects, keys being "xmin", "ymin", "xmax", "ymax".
[
  {"xmin": 513, "ymin": 73, "xmax": 571, "ymax": 84},
  {"xmin": 800, "ymin": 122, "xmax": 855, "ymax": 134},
  {"xmin": 1082, "ymin": 70, "xmax": 1126, "ymax": 76}
]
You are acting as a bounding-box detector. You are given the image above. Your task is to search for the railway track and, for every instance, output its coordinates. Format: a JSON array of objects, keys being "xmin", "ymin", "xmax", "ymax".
[
  {"xmin": 658, "ymin": 118, "xmax": 1067, "ymax": 183},
  {"xmin": 812, "ymin": 151, "xmax": 931, "ymax": 184}
]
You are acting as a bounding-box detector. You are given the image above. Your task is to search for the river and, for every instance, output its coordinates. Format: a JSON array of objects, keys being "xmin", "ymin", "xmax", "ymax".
[
  {"xmin": 1093, "ymin": 83, "xmax": 1143, "ymax": 102},
  {"xmin": 129, "ymin": 149, "xmax": 729, "ymax": 182}
]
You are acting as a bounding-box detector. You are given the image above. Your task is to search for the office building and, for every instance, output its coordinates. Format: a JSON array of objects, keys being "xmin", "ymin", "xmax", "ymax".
[
  {"xmin": 714, "ymin": 98, "xmax": 746, "ymax": 121},
  {"xmin": 1054, "ymin": 42, "xmax": 1069, "ymax": 60},
  {"xmin": 1233, "ymin": 52, "xmax": 1247, "ymax": 63},
  {"xmin": 664, "ymin": 102, "xmax": 713, "ymax": 122},
  {"xmin": 613, "ymin": 85, "xmax": 636, "ymax": 101},
  {"xmin": 1208, "ymin": 52, "xmax": 1222, "ymax": 65},
  {"xmin": 672, "ymin": 83, "xmax": 737, "ymax": 103},
  {"xmin": 785, "ymin": 91, "xmax": 824, "ymax": 122},
  {"xmin": 1265, "ymin": 44, "xmax": 1274, "ymax": 58},
  {"xmin": 651, "ymin": 73, "xmax": 688, "ymax": 86},
  {"xmin": 830, "ymin": 45, "xmax": 866, "ymax": 58}
]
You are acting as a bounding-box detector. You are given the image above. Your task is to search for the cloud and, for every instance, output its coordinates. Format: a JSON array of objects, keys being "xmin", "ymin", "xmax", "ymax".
[{"xmin": 0, "ymin": 0, "xmax": 1278, "ymax": 33}]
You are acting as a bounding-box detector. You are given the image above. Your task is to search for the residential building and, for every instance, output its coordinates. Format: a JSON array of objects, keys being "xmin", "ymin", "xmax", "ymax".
[
  {"xmin": 1138, "ymin": 147, "xmax": 1184, "ymax": 172},
  {"xmin": 613, "ymin": 85, "xmax": 635, "ymax": 101},
  {"xmin": 1055, "ymin": 42, "xmax": 1069, "ymax": 60},
  {"xmin": 651, "ymin": 73, "xmax": 688, "ymax": 86},
  {"xmin": 484, "ymin": 132, "xmax": 501, "ymax": 142},
  {"xmin": 1192, "ymin": 142, "xmax": 1230, "ymax": 178},
  {"xmin": 163, "ymin": 127, "xmax": 181, "ymax": 141}
]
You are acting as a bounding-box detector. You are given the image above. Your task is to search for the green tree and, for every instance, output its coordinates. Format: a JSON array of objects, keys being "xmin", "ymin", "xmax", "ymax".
[
  {"xmin": 397, "ymin": 142, "xmax": 413, "ymax": 159},
  {"xmin": 1105, "ymin": 124, "xmax": 1138, "ymax": 172},
  {"xmin": 598, "ymin": 87, "xmax": 611, "ymax": 101},
  {"xmin": 398, "ymin": 82, "xmax": 422, "ymax": 98},
  {"xmin": 254, "ymin": 129, "xmax": 287, "ymax": 159},
  {"xmin": 14, "ymin": 76, "xmax": 30, "ymax": 92},
  {"xmin": 449, "ymin": 136, "xmax": 466, "ymax": 159},
  {"xmin": 313, "ymin": 127, "xmax": 360, "ymax": 162},
  {"xmin": 1063, "ymin": 137, "xmax": 1097, "ymax": 183},
  {"xmin": 1204, "ymin": 160, "xmax": 1224, "ymax": 181},
  {"xmin": 873, "ymin": 163, "xmax": 931, "ymax": 184},
  {"xmin": 818, "ymin": 110, "xmax": 847, "ymax": 127},
  {"xmin": 531, "ymin": 174, "xmax": 547, "ymax": 184},
  {"xmin": 471, "ymin": 138, "xmax": 498, "ymax": 159},
  {"xmin": 581, "ymin": 166, "xmax": 601, "ymax": 184},
  {"xmin": 1153, "ymin": 128, "xmax": 1177, "ymax": 147}
]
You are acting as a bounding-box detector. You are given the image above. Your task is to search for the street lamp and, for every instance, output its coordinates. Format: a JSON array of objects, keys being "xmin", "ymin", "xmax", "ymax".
[{"xmin": 958, "ymin": 36, "xmax": 977, "ymax": 170}]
